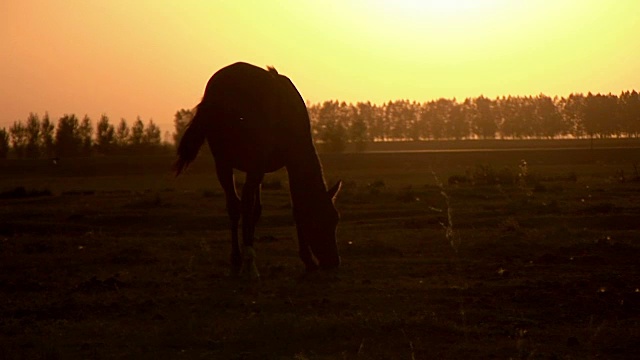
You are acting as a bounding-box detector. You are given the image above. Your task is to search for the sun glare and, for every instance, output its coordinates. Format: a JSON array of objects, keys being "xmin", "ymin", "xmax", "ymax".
[
  {"xmin": 427, "ymin": 0, "xmax": 501, "ymax": 12},
  {"xmin": 380, "ymin": 0, "xmax": 491, "ymax": 13},
  {"xmin": 2, "ymin": 1, "xmax": 639, "ymax": 129},
  {"xmin": 362, "ymin": 0, "xmax": 520, "ymax": 46},
  {"xmin": 369, "ymin": 0, "xmax": 507, "ymax": 21}
]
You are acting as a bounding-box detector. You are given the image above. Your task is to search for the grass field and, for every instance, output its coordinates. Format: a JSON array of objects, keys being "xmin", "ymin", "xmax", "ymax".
[{"xmin": 1, "ymin": 144, "xmax": 640, "ymax": 359}]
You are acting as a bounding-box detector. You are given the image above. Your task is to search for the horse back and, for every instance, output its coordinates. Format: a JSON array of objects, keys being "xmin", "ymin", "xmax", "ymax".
[{"xmin": 202, "ymin": 63, "xmax": 312, "ymax": 173}]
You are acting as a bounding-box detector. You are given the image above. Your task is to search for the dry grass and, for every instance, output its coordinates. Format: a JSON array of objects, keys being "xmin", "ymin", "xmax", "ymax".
[{"xmin": 1, "ymin": 148, "xmax": 640, "ymax": 359}]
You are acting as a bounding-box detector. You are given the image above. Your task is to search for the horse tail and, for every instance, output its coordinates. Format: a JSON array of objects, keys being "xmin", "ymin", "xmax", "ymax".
[{"xmin": 173, "ymin": 103, "xmax": 209, "ymax": 176}]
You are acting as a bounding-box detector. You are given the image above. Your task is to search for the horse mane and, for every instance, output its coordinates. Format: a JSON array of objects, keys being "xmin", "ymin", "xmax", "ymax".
[{"xmin": 266, "ymin": 65, "xmax": 278, "ymax": 75}]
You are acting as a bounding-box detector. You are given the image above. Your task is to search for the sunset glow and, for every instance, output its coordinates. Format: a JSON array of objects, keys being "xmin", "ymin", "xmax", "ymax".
[{"xmin": 2, "ymin": 0, "xmax": 639, "ymax": 131}]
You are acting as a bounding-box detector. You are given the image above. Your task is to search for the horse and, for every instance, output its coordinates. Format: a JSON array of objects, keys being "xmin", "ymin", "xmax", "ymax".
[{"xmin": 174, "ymin": 62, "xmax": 341, "ymax": 279}]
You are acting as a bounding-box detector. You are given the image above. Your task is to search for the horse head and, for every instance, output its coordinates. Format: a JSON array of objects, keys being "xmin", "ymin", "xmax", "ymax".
[{"xmin": 296, "ymin": 180, "xmax": 342, "ymax": 269}]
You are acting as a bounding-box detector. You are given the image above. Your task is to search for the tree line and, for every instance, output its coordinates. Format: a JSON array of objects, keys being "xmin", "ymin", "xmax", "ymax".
[
  {"xmin": 0, "ymin": 113, "xmax": 170, "ymax": 159},
  {"xmin": 307, "ymin": 91, "xmax": 640, "ymax": 152},
  {"xmin": 3, "ymin": 91, "xmax": 639, "ymax": 158}
]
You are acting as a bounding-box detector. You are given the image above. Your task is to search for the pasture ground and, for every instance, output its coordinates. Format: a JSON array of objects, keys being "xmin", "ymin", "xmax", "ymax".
[{"xmin": 1, "ymin": 144, "xmax": 640, "ymax": 359}]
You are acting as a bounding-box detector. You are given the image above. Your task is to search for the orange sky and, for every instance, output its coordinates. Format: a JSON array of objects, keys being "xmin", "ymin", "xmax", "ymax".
[{"xmin": 2, "ymin": 0, "xmax": 639, "ymax": 133}]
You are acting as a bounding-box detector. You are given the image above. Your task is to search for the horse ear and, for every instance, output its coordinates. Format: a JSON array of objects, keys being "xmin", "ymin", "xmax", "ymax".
[{"xmin": 327, "ymin": 180, "xmax": 342, "ymax": 202}]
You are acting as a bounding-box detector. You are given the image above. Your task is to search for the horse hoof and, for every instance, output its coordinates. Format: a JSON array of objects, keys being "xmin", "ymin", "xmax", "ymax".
[{"xmin": 240, "ymin": 246, "xmax": 260, "ymax": 280}]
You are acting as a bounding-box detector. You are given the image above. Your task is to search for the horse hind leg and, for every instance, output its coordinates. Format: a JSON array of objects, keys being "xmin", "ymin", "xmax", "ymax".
[
  {"xmin": 252, "ymin": 182, "xmax": 263, "ymax": 225},
  {"xmin": 215, "ymin": 162, "xmax": 242, "ymax": 276},
  {"xmin": 240, "ymin": 172, "xmax": 264, "ymax": 280}
]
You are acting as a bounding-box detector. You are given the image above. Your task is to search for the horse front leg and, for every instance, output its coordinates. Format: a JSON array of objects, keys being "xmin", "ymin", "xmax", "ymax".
[
  {"xmin": 299, "ymin": 241, "xmax": 319, "ymax": 272},
  {"xmin": 240, "ymin": 172, "xmax": 264, "ymax": 280},
  {"xmin": 294, "ymin": 220, "xmax": 319, "ymax": 272}
]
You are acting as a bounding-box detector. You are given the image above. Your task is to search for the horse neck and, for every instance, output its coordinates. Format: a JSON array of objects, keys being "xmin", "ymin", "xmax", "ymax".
[{"xmin": 285, "ymin": 143, "xmax": 328, "ymax": 211}]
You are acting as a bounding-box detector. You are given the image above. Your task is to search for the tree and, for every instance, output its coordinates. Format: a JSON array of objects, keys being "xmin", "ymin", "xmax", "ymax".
[
  {"xmin": 96, "ymin": 114, "xmax": 115, "ymax": 155},
  {"xmin": 315, "ymin": 101, "xmax": 347, "ymax": 152},
  {"xmin": 0, "ymin": 128, "xmax": 9, "ymax": 159},
  {"xmin": 496, "ymin": 96, "xmax": 513, "ymax": 138},
  {"xmin": 498, "ymin": 96, "xmax": 534, "ymax": 138},
  {"xmin": 365, "ymin": 103, "xmax": 387, "ymax": 141},
  {"xmin": 521, "ymin": 96, "xmax": 537, "ymax": 138},
  {"xmin": 307, "ymin": 101, "xmax": 321, "ymax": 140},
  {"xmin": 447, "ymin": 100, "xmax": 469, "ymax": 140},
  {"xmin": 583, "ymin": 93, "xmax": 609, "ymax": 138},
  {"xmin": 619, "ymin": 90, "xmax": 640, "ymax": 137},
  {"xmin": 55, "ymin": 114, "xmax": 82, "ymax": 157},
  {"xmin": 9, "ymin": 121, "xmax": 27, "ymax": 158},
  {"xmin": 386, "ymin": 100, "xmax": 417, "ymax": 140},
  {"xmin": 143, "ymin": 119, "xmax": 162, "ymax": 148},
  {"xmin": 561, "ymin": 93, "xmax": 586, "ymax": 138},
  {"xmin": 78, "ymin": 115, "xmax": 93, "ymax": 155},
  {"xmin": 130, "ymin": 117, "xmax": 145, "ymax": 147},
  {"xmin": 602, "ymin": 94, "xmax": 622, "ymax": 137},
  {"xmin": 173, "ymin": 109, "xmax": 193, "ymax": 145},
  {"xmin": 472, "ymin": 96, "xmax": 498, "ymax": 139},
  {"xmin": 25, "ymin": 113, "xmax": 41, "ymax": 158},
  {"xmin": 336, "ymin": 101, "xmax": 353, "ymax": 149},
  {"xmin": 115, "ymin": 118, "xmax": 130, "ymax": 148},
  {"xmin": 426, "ymin": 98, "xmax": 454, "ymax": 140},
  {"xmin": 40, "ymin": 113, "xmax": 55, "ymax": 157},
  {"xmin": 535, "ymin": 94, "xmax": 567, "ymax": 138},
  {"xmin": 382, "ymin": 101, "xmax": 397, "ymax": 139},
  {"xmin": 397, "ymin": 101, "xmax": 422, "ymax": 141},
  {"xmin": 350, "ymin": 102, "xmax": 373, "ymax": 152}
]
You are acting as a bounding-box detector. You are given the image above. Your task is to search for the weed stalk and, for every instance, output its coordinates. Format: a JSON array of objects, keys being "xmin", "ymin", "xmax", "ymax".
[{"xmin": 431, "ymin": 169, "xmax": 468, "ymax": 342}]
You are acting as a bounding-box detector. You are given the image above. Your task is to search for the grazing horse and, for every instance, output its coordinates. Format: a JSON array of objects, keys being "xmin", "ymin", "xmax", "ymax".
[{"xmin": 174, "ymin": 62, "xmax": 341, "ymax": 279}]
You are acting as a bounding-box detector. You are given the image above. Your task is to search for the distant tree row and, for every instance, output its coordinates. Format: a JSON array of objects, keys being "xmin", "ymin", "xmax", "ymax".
[
  {"xmin": 171, "ymin": 91, "xmax": 640, "ymax": 154},
  {"xmin": 0, "ymin": 113, "xmax": 170, "ymax": 159},
  {"xmin": 307, "ymin": 91, "xmax": 640, "ymax": 152},
  {"xmin": 4, "ymin": 91, "xmax": 638, "ymax": 158}
]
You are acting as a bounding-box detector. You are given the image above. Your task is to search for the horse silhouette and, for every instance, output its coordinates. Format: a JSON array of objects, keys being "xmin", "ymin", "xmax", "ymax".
[{"xmin": 175, "ymin": 62, "xmax": 341, "ymax": 279}]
